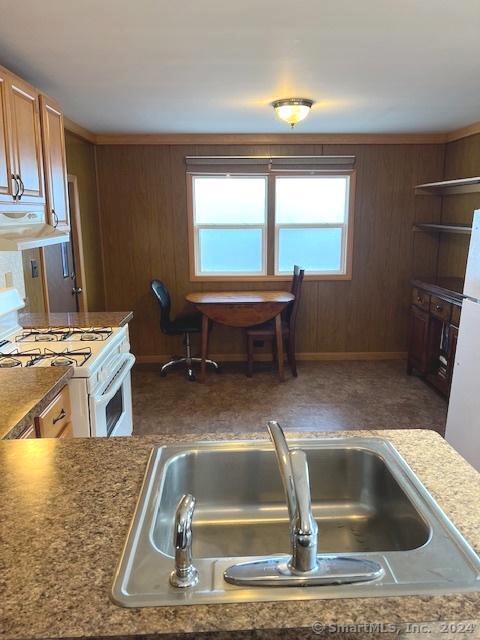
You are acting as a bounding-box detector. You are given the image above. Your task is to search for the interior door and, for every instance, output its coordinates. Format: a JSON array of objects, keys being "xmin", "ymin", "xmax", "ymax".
[
  {"xmin": 40, "ymin": 95, "xmax": 69, "ymax": 228},
  {"xmin": 43, "ymin": 240, "xmax": 79, "ymax": 312},
  {"xmin": 9, "ymin": 77, "xmax": 44, "ymax": 203}
]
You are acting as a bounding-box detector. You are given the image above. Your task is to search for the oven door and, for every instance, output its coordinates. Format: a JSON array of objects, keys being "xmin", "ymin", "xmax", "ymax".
[{"xmin": 89, "ymin": 353, "xmax": 135, "ymax": 437}]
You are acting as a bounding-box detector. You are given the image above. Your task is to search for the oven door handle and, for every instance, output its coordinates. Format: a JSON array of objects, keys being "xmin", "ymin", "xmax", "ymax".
[{"xmin": 94, "ymin": 353, "xmax": 135, "ymax": 407}]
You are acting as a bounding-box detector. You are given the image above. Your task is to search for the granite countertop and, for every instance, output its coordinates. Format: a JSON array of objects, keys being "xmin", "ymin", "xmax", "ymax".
[
  {"xmin": 1, "ymin": 430, "xmax": 479, "ymax": 640},
  {"xmin": 18, "ymin": 310, "xmax": 133, "ymax": 328},
  {"xmin": 0, "ymin": 367, "xmax": 73, "ymax": 439}
]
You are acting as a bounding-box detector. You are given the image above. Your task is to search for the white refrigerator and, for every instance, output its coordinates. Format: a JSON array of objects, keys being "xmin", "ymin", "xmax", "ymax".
[{"xmin": 445, "ymin": 209, "xmax": 480, "ymax": 470}]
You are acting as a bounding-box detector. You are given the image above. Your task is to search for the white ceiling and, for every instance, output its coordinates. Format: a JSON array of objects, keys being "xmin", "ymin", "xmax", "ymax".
[{"xmin": 0, "ymin": 0, "xmax": 479, "ymax": 134}]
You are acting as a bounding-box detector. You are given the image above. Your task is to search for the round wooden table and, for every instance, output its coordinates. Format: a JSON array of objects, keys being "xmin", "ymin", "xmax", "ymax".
[{"xmin": 186, "ymin": 291, "xmax": 295, "ymax": 381}]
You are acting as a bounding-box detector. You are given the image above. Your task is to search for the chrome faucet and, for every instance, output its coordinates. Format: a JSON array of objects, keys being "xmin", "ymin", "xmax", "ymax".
[
  {"xmin": 267, "ymin": 421, "xmax": 318, "ymax": 572},
  {"xmin": 169, "ymin": 494, "xmax": 199, "ymax": 588},
  {"xmin": 224, "ymin": 422, "xmax": 384, "ymax": 587}
]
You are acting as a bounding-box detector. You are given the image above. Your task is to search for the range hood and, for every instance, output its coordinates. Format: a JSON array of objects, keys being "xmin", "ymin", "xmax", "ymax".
[{"xmin": 0, "ymin": 211, "xmax": 69, "ymax": 250}]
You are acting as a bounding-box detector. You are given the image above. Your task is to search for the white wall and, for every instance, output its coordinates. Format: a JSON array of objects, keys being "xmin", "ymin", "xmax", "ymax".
[{"xmin": 0, "ymin": 252, "xmax": 25, "ymax": 297}]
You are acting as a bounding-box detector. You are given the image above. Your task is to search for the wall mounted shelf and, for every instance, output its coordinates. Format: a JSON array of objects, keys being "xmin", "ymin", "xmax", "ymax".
[
  {"xmin": 414, "ymin": 223, "xmax": 472, "ymax": 235},
  {"xmin": 415, "ymin": 176, "xmax": 480, "ymax": 195}
]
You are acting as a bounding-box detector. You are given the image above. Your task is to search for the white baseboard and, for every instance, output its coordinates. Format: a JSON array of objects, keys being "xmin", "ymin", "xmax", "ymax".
[{"xmin": 135, "ymin": 351, "xmax": 407, "ymax": 364}]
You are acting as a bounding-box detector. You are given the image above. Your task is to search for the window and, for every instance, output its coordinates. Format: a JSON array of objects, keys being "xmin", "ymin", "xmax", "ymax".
[
  {"xmin": 187, "ymin": 159, "xmax": 355, "ymax": 280},
  {"xmin": 191, "ymin": 176, "xmax": 267, "ymax": 276},
  {"xmin": 275, "ymin": 176, "xmax": 350, "ymax": 275}
]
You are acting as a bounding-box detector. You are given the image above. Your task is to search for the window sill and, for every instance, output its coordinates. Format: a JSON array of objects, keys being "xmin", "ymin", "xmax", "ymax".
[{"xmin": 189, "ymin": 274, "xmax": 352, "ymax": 282}]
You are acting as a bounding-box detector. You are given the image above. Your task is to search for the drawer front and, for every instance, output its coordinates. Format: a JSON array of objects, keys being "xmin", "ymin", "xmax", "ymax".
[
  {"xmin": 412, "ymin": 288, "xmax": 430, "ymax": 311},
  {"xmin": 451, "ymin": 304, "xmax": 461, "ymax": 327},
  {"xmin": 58, "ymin": 422, "xmax": 73, "ymax": 439},
  {"xmin": 18, "ymin": 424, "xmax": 37, "ymax": 439},
  {"xmin": 35, "ymin": 386, "xmax": 71, "ymax": 438},
  {"xmin": 430, "ymin": 296, "xmax": 452, "ymax": 322}
]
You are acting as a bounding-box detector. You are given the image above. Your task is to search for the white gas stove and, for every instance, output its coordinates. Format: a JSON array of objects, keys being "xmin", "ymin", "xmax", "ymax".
[{"xmin": 0, "ymin": 288, "xmax": 135, "ymax": 438}]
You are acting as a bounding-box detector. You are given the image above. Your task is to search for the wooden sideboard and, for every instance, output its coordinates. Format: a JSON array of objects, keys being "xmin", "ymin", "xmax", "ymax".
[{"xmin": 407, "ymin": 279, "xmax": 463, "ymax": 397}]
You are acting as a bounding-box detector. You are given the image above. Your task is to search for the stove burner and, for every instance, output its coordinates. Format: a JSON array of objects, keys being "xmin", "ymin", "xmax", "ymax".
[
  {"xmin": 0, "ymin": 347, "xmax": 92, "ymax": 367},
  {"xmin": 0, "ymin": 348, "xmax": 43, "ymax": 368},
  {"xmin": 45, "ymin": 347, "xmax": 93, "ymax": 367},
  {"xmin": 0, "ymin": 357, "xmax": 21, "ymax": 368},
  {"xmin": 16, "ymin": 326, "xmax": 113, "ymax": 343},
  {"xmin": 35, "ymin": 334, "xmax": 56, "ymax": 342},
  {"xmin": 51, "ymin": 356, "xmax": 75, "ymax": 367}
]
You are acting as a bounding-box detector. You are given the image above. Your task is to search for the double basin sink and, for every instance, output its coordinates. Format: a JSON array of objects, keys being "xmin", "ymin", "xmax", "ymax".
[{"xmin": 112, "ymin": 437, "xmax": 480, "ymax": 606}]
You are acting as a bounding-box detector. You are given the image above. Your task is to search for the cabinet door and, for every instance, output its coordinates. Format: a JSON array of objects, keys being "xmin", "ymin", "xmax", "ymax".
[
  {"xmin": 9, "ymin": 76, "xmax": 44, "ymax": 203},
  {"xmin": 0, "ymin": 68, "xmax": 15, "ymax": 202},
  {"xmin": 40, "ymin": 95, "xmax": 69, "ymax": 229},
  {"xmin": 407, "ymin": 305, "xmax": 430, "ymax": 374}
]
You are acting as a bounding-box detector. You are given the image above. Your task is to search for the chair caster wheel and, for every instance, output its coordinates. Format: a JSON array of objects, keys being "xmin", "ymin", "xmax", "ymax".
[
  {"xmin": 187, "ymin": 370, "xmax": 196, "ymax": 382},
  {"xmin": 160, "ymin": 370, "xmax": 168, "ymax": 378}
]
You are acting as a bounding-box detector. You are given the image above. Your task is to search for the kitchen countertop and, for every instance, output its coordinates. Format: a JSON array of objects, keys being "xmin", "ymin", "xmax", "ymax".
[
  {"xmin": 0, "ymin": 367, "xmax": 73, "ymax": 439},
  {"xmin": 1, "ymin": 429, "xmax": 479, "ymax": 639},
  {"xmin": 18, "ymin": 310, "xmax": 133, "ymax": 328}
]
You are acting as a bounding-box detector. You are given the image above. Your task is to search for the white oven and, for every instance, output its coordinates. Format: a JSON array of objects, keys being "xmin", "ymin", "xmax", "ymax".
[{"xmin": 88, "ymin": 352, "xmax": 135, "ymax": 437}]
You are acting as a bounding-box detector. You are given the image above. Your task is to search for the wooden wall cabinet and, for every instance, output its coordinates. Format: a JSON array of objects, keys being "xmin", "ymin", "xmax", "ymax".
[
  {"xmin": 4, "ymin": 71, "xmax": 45, "ymax": 206},
  {"xmin": 39, "ymin": 95, "xmax": 69, "ymax": 229},
  {"xmin": 0, "ymin": 68, "xmax": 15, "ymax": 202}
]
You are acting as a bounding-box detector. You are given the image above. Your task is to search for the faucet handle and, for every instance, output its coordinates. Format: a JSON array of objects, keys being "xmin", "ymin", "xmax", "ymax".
[{"xmin": 169, "ymin": 493, "xmax": 199, "ymax": 588}]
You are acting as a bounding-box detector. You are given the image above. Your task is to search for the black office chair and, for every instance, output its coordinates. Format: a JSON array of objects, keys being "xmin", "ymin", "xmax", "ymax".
[{"xmin": 150, "ymin": 280, "xmax": 219, "ymax": 381}]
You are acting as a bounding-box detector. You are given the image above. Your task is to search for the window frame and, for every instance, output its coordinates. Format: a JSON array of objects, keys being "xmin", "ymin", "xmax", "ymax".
[
  {"xmin": 273, "ymin": 173, "xmax": 351, "ymax": 277},
  {"xmin": 190, "ymin": 173, "xmax": 268, "ymax": 277},
  {"xmin": 187, "ymin": 168, "xmax": 356, "ymax": 282}
]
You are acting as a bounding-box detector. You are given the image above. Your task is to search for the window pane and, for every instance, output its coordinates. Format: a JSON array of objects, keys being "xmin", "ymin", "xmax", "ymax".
[
  {"xmin": 194, "ymin": 177, "xmax": 266, "ymax": 224},
  {"xmin": 198, "ymin": 228, "xmax": 264, "ymax": 273},
  {"xmin": 276, "ymin": 177, "xmax": 348, "ymax": 224},
  {"xmin": 278, "ymin": 227, "xmax": 343, "ymax": 273}
]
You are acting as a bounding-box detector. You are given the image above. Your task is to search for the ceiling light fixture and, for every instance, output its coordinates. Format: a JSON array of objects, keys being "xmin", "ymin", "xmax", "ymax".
[{"xmin": 272, "ymin": 98, "xmax": 314, "ymax": 128}]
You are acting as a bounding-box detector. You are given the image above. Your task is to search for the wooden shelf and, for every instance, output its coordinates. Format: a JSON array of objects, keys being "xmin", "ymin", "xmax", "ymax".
[
  {"xmin": 415, "ymin": 176, "xmax": 480, "ymax": 195},
  {"xmin": 414, "ymin": 223, "xmax": 472, "ymax": 235}
]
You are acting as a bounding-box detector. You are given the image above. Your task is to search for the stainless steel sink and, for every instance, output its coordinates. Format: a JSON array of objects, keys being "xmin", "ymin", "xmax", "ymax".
[{"xmin": 112, "ymin": 437, "xmax": 480, "ymax": 607}]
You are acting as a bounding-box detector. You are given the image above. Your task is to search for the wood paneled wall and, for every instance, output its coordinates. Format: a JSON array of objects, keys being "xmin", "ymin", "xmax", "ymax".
[
  {"xmin": 22, "ymin": 248, "xmax": 45, "ymax": 312},
  {"xmin": 96, "ymin": 143, "xmax": 445, "ymax": 359},
  {"xmin": 438, "ymin": 133, "xmax": 480, "ymax": 279},
  {"xmin": 65, "ymin": 132, "xmax": 105, "ymax": 310}
]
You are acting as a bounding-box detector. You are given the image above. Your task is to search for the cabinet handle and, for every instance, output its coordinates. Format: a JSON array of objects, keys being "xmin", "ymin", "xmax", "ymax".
[
  {"xmin": 52, "ymin": 209, "xmax": 59, "ymax": 228},
  {"xmin": 11, "ymin": 174, "xmax": 19, "ymax": 200},
  {"xmin": 16, "ymin": 174, "xmax": 24, "ymax": 200},
  {"xmin": 52, "ymin": 408, "xmax": 66, "ymax": 425},
  {"xmin": 435, "ymin": 305, "xmax": 443, "ymax": 312}
]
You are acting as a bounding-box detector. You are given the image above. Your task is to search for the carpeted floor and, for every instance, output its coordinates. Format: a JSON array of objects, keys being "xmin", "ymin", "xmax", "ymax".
[{"xmin": 132, "ymin": 360, "xmax": 447, "ymax": 437}]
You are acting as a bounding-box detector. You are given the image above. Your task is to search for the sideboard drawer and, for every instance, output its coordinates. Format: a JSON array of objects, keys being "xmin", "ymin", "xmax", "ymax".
[
  {"xmin": 412, "ymin": 288, "xmax": 430, "ymax": 311},
  {"xmin": 430, "ymin": 296, "xmax": 452, "ymax": 322},
  {"xmin": 451, "ymin": 304, "xmax": 462, "ymax": 327}
]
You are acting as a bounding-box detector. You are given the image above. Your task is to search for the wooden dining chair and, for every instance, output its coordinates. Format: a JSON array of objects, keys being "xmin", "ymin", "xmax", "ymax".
[{"xmin": 246, "ymin": 265, "xmax": 305, "ymax": 377}]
